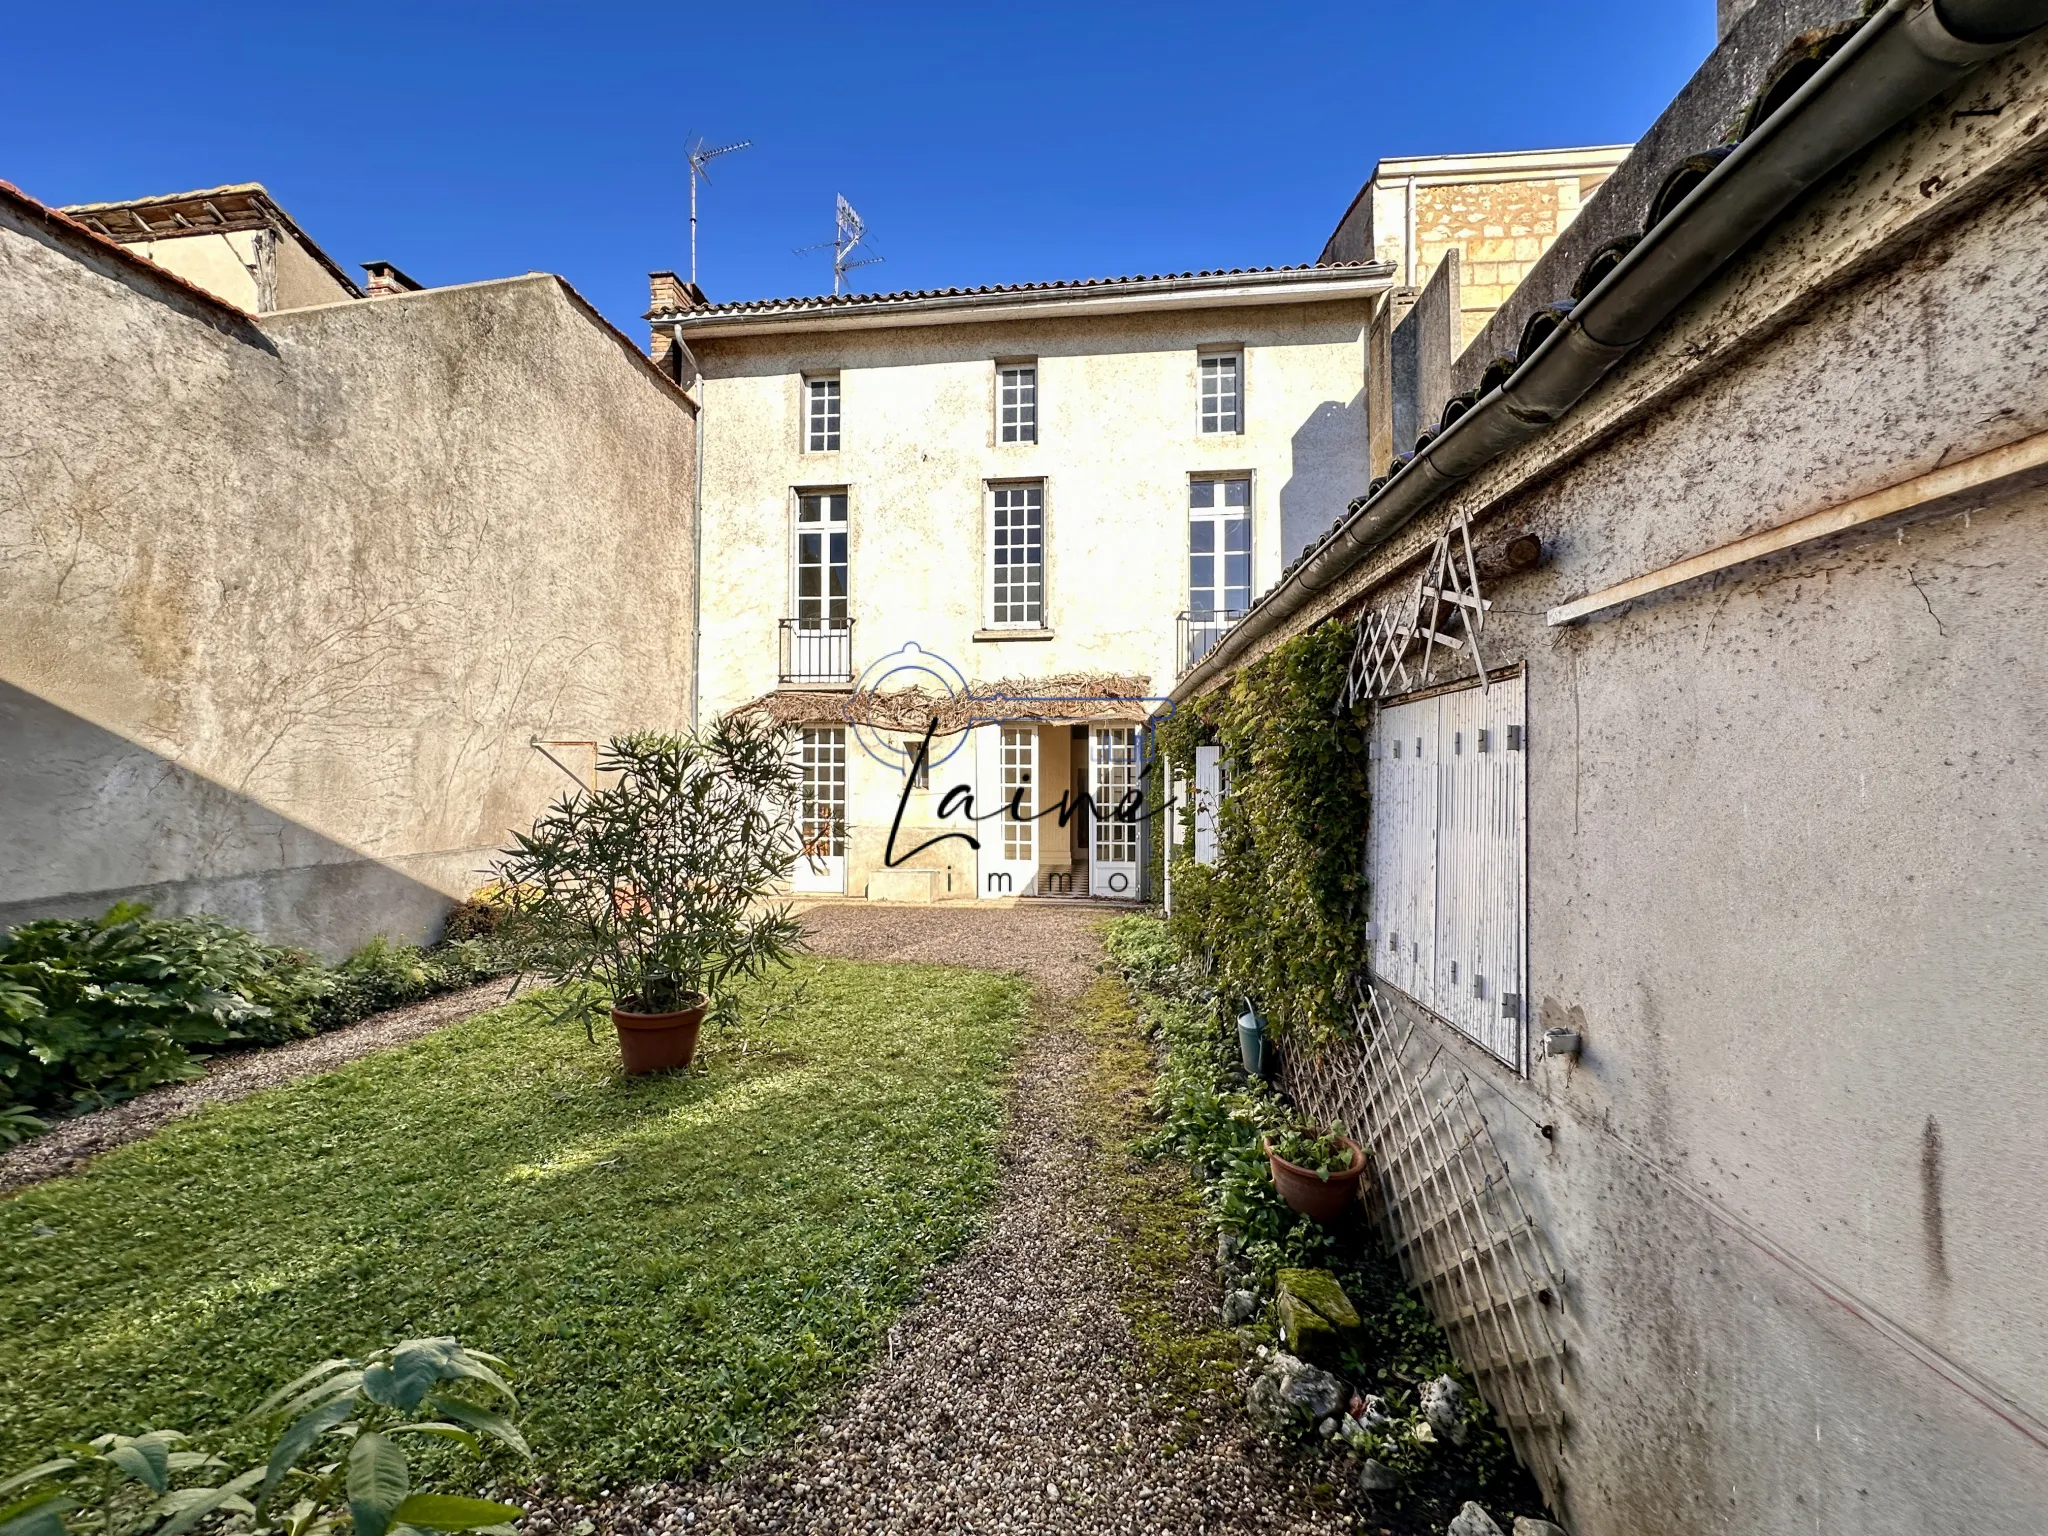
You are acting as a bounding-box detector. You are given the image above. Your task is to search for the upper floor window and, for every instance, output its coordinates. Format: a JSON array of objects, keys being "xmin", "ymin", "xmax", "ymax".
[
  {"xmin": 998, "ymin": 363, "xmax": 1037, "ymax": 444},
  {"xmin": 793, "ymin": 491, "xmax": 849, "ymax": 627},
  {"xmin": 806, "ymin": 376, "xmax": 841, "ymax": 451},
  {"xmin": 1189, "ymin": 478, "xmax": 1251, "ymax": 619},
  {"xmin": 1199, "ymin": 352, "xmax": 1241, "ymax": 434},
  {"xmin": 989, "ymin": 483, "xmax": 1045, "ymax": 628}
]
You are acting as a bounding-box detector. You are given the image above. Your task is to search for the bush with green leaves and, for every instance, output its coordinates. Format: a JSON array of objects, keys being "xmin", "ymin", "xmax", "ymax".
[
  {"xmin": 494, "ymin": 716, "xmax": 806, "ymax": 1025},
  {"xmin": 1153, "ymin": 619, "xmax": 1369, "ymax": 1048},
  {"xmin": 0, "ymin": 906, "xmax": 514, "ymax": 1137},
  {"xmin": 0, "ymin": 1339, "xmax": 527, "ymax": 1536},
  {"xmin": 0, "ymin": 905, "xmax": 329, "ymax": 1119}
]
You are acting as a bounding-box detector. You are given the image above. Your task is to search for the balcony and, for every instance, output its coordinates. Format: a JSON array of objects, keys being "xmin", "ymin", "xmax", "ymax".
[
  {"xmin": 1177, "ymin": 609, "xmax": 1245, "ymax": 674},
  {"xmin": 779, "ymin": 617, "xmax": 854, "ymax": 685}
]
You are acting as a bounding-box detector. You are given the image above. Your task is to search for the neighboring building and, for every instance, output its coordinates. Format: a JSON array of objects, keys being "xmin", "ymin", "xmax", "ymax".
[
  {"xmin": 59, "ymin": 182, "xmax": 364, "ymax": 312},
  {"xmin": 653, "ymin": 262, "xmax": 1392, "ymax": 903},
  {"xmin": 0, "ymin": 181, "xmax": 698, "ymax": 955},
  {"xmin": 1169, "ymin": 3, "xmax": 2048, "ymax": 1534},
  {"xmin": 1320, "ymin": 145, "xmax": 1631, "ymax": 351}
]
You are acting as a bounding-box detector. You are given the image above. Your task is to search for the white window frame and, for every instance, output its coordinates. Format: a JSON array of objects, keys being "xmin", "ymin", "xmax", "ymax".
[
  {"xmin": 805, "ymin": 375, "xmax": 841, "ymax": 452},
  {"xmin": 1188, "ymin": 475, "xmax": 1253, "ymax": 620},
  {"xmin": 986, "ymin": 481, "xmax": 1046, "ymax": 629},
  {"xmin": 798, "ymin": 726, "xmax": 848, "ymax": 860},
  {"xmin": 997, "ymin": 361, "xmax": 1038, "ymax": 444},
  {"xmin": 791, "ymin": 489, "xmax": 849, "ymax": 627},
  {"xmin": 1199, "ymin": 351, "xmax": 1242, "ymax": 435}
]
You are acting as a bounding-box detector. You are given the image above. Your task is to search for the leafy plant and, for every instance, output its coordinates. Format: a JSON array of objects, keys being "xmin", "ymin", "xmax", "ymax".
[
  {"xmin": 494, "ymin": 716, "xmax": 807, "ymax": 1024},
  {"xmin": 1268, "ymin": 1123, "xmax": 1358, "ymax": 1180},
  {"xmin": 0, "ymin": 1340, "xmax": 526, "ymax": 1536},
  {"xmin": 1153, "ymin": 620, "xmax": 1370, "ymax": 1047},
  {"xmin": 309, "ymin": 941, "xmax": 509, "ymax": 1035},
  {"xmin": 0, "ymin": 905, "xmax": 329, "ymax": 1114}
]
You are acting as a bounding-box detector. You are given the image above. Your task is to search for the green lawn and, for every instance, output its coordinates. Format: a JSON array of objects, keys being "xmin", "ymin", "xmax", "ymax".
[{"xmin": 0, "ymin": 957, "xmax": 1026, "ymax": 1490}]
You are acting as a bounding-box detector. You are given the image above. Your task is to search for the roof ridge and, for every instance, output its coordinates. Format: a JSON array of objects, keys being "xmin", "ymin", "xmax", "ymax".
[{"xmin": 666, "ymin": 260, "xmax": 1380, "ymax": 318}]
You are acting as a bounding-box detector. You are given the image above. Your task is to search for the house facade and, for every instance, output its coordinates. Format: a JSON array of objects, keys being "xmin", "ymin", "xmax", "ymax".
[
  {"xmin": 655, "ymin": 264, "xmax": 1391, "ymax": 902},
  {"xmin": 1167, "ymin": 2, "xmax": 2048, "ymax": 1532}
]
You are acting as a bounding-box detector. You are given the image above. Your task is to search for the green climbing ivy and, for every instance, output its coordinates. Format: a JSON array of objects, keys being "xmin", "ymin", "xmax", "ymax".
[{"xmin": 1156, "ymin": 619, "xmax": 1369, "ymax": 1048}]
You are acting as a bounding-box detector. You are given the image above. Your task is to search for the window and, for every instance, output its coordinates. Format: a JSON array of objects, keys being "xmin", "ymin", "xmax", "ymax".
[
  {"xmin": 1199, "ymin": 352, "xmax": 1241, "ymax": 434},
  {"xmin": 793, "ymin": 492, "xmax": 849, "ymax": 627},
  {"xmin": 998, "ymin": 363, "xmax": 1037, "ymax": 444},
  {"xmin": 799, "ymin": 726, "xmax": 847, "ymax": 860},
  {"xmin": 1001, "ymin": 726, "xmax": 1035, "ymax": 861},
  {"xmin": 1189, "ymin": 478, "xmax": 1251, "ymax": 619},
  {"xmin": 906, "ymin": 751, "xmax": 930, "ymax": 791},
  {"xmin": 1093, "ymin": 727, "xmax": 1138, "ymax": 866},
  {"xmin": 989, "ymin": 483, "xmax": 1045, "ymax": 627},
  {"xmin": 806, "ymin": 376, "xmax": 840, "ymax": 451},
  {"xmin": 1366, "ymin": 676, "xmax": 1528, "ymax": 1069}
]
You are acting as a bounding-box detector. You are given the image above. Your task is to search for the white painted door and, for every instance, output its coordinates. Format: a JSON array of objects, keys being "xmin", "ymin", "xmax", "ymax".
[
  {"xmin": 1432, "ymin": 678, "xmax": 1527, "ymax": 1067},
  {"xmin": 1368, "ymin": 696, "xmax": 1438, "ymax": 1002},
  {"xmin": 793, "ymin": 726, "xmax": 847, "ymax": 894},
  {"xmin": 1366, "ymin": 678, "xmax": 1527, "ymax": 1069},
  {"xmin": 1090, "ymin": 725, "xmax": 1141, "ymax": 899},
  {"xmin": 1193, "ymin": 744, "xmax": 1222, "ymax": 865},
  {"xmin": 974, "ymin": 723, "xmax": 1038, "ymax": 898}
]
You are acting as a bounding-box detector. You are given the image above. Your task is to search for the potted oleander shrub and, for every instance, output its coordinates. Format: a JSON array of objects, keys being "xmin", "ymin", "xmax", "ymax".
[
  {"xmin": 1264, "ymin": 1120, "xmax": 1368, "ymax": 1223},
  {"xmin": 494, "ymin": 716, "xmax": 806, "ymax": 1073}
]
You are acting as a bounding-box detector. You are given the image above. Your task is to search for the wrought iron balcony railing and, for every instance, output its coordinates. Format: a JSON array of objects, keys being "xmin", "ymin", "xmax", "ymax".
[
  {"xmin": 780, "ymin": 617, "xmax": 853, "ymax": 684},
  {"xmin": 1177, "ymin": 609, "xmax": 1246, "ymax": 674}
]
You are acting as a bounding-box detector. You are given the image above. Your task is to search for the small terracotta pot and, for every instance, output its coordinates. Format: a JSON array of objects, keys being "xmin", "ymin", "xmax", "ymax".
[
  {"xmin": 610, "ymin": 995, "xmax": 708, "ymax": 1073},
  {"xmin": 1264, "ymin": 1134, "xmax": 1369, "ymax": 1224}
]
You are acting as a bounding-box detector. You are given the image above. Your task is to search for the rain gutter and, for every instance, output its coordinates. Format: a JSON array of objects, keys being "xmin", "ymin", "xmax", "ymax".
[{"xmin": 1171, "ymin": 0, "xmax": 2048, "ymax": 704}]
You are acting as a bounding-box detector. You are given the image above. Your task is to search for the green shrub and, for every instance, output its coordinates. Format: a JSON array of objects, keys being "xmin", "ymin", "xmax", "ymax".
[
  {"xmin": 0, "ymin": 905, "xmax": 513, "ymax": 1128},
  {"xmin": 1153, "ymin": 619, "xmax": 1369, "ymax": 1048},
  {"xmin": 0, "ymin": 1337, "xmax": 527, "ymax": 1536},
  {"xmin": 0, "ymin": 904, "xmax": 328, "ymax": 1114}
]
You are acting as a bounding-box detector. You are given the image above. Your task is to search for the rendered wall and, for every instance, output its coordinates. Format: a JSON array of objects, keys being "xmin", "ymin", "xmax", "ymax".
[
  {"xmin": 1267, "ymin": 39, "xmax": 2048, "ymax": 1533},
  {"xmin": 0, "ymin": 207, "xmax": 697, "ymax": 955},
  {"xmin": 690, "ymin": 301, "xmax": 1367, "ymax": 899}
]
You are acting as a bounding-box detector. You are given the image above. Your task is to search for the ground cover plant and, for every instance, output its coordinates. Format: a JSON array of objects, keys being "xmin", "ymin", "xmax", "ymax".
[
  {"xmin": 1100, "ymin": 914, "xmax": 1544, "ymax": 1532},
  {"xmin": 0, "ymin": 905, "xmax": 513, "ymax": 1141},
  {"xmin": 0, "ymin": 957, "xmax": 1026, "ymax": 1492}
]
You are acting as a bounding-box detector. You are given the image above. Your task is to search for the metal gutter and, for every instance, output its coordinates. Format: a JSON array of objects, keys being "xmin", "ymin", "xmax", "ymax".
[{"xmin": 1172, "ymin": 0, "xmax": 2048, "ymax": 704}]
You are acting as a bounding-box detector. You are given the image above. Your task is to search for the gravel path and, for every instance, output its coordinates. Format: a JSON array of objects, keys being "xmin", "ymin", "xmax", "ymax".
[
  {"xmin": 530, "ymin": 903, "xmax": 1360, "ymax": 1536},
  {"xmin": 0, "ymin": 977, "xmax": 526, "ymax": 1195}
]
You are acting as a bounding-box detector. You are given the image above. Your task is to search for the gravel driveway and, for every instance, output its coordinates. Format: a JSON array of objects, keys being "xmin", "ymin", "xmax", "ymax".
[{"xmin": 530, "ymin": 901, "xmax": 1359, "ymax": 1536}]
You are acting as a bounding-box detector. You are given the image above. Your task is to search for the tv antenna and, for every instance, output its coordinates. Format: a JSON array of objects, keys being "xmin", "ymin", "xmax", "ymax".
[
  {"xmin": 686, "ymin": 134, "xmax": 751, "ymax": 287},
  {"xmin": 795, "ymin": 194, "xmax": 884, "ymax": 294}
]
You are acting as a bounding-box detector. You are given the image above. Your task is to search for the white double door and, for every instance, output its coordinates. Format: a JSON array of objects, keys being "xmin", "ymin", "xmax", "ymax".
[{"xmin": 971, "ymin": 723, "xmax": 1141, "ymax": 900}]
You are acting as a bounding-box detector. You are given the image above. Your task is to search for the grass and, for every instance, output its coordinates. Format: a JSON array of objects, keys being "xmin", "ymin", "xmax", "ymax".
[{"xmin": 0, "ymin": 956, "xmax": 1027, "ymax": 1492}]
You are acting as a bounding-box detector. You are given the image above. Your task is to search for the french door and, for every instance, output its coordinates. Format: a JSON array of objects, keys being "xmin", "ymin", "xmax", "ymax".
[
  {"xmin": 1090, "ymin": 725, "xmax": 1140, "ymax": 899},
  {"xmin": 973, "ymin": 723, "xmax": 1038, "ymax": 898},
  {"xmin": 793, "ymin": 726, "xmax": 847, "ymax": 893}
]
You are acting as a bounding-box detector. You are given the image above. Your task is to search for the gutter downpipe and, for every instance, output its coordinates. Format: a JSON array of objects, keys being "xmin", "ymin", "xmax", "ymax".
[
  {"xmin": 680, "ymin": 322, "xmax": 705, "ymax": 733},
  {"xmin": 1171, "ymin": 0, "xmax": 2048, "ymax": 705}
]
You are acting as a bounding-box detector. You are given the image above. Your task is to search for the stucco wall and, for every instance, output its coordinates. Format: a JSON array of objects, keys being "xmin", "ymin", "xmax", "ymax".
[
  {"xmin": 0, "ymin": 206, "xmax": 697, "ymax": 955},
  {"xmin": 1252, "ymin": 38, "xmax": 2048, "ymax": 1535},
  {"xmin": 688, "ymin": 300, "xmax": 1365, "ymax": 898}
]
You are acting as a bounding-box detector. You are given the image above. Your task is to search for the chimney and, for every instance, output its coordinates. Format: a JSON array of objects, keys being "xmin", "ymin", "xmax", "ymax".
[
  {"xmin": 647, "ymin": 270, "xmax": 708, "ymax": 372},
  {"xmin": 361, "ymin": 261, "xmax": 424, "ymax": 298}
]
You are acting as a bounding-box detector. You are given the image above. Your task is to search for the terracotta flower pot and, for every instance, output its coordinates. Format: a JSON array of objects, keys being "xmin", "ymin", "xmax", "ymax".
[
  {"xmin": 1264, "ymin": 1134, "xmax": 1369, "ymax": 1224},
  {"xmin": 610, "ymin": 995, "xmax": 708, "ymax": 1073}
]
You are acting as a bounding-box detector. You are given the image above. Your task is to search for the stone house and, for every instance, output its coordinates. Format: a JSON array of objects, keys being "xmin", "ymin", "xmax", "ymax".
[
  {"xmin": 652, "ymin": 265, "xmax": 1391, "ymax": 902},
  {"xmin": 1165, "ymin": 1, "xmax": 2048, "ymax": 1533}
]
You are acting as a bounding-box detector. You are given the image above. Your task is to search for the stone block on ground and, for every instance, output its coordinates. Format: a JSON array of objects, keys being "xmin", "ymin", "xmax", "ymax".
[
  {"xmin": 1448, "ymin": 1503, "xmax": 1504, "ymax": 1536},
  {"xmin": 1511, "ymin": 1520, "xmax": 1566, "ymax": 1536},
  {"xmin": 1274, "ymin": 1267, "xmax": 1361, "ymax": 1362}
]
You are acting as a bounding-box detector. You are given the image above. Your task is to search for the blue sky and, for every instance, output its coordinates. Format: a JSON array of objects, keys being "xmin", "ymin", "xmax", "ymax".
[{"xmin": 5, "ymin": 2, "xmax": 1715, "ymax": 336}]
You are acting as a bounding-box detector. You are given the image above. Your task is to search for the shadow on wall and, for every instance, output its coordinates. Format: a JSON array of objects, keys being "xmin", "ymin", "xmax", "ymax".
[
  {"xmin": 1281, "ymin": 392, "xmax": 1366, "ymax": 566},
  {"xmin": 0, "ymin": 680, "xmax": 476, "ymax": 958}
]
